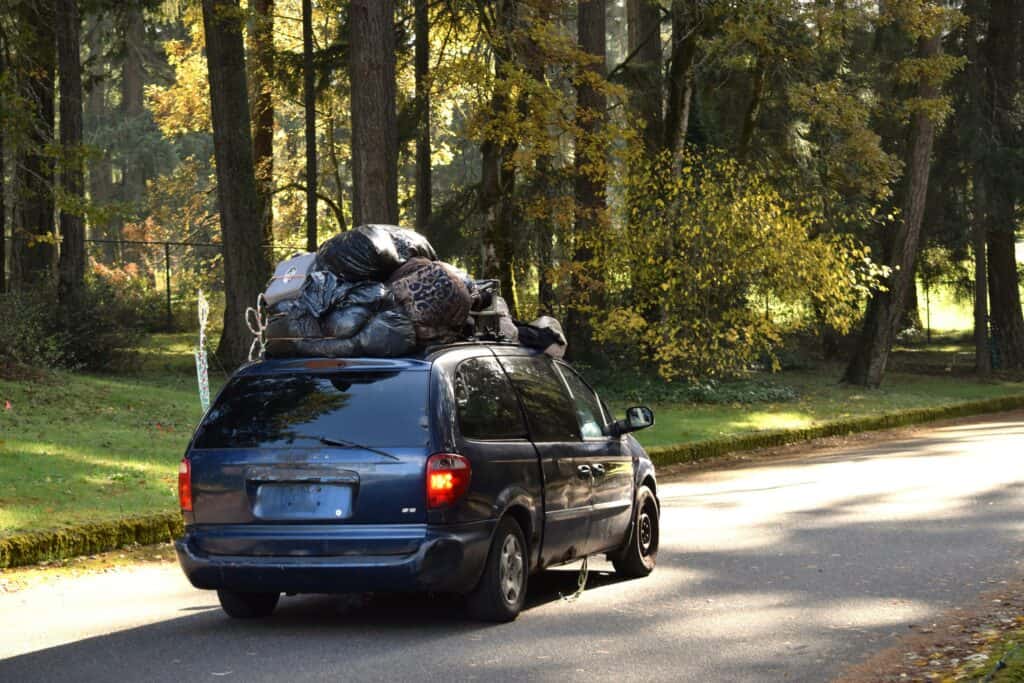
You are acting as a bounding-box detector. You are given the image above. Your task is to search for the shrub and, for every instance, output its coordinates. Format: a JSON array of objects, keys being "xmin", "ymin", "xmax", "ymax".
[{"xmin": 0, "ymin": 264, "xmax": 160, "ymax": 372}]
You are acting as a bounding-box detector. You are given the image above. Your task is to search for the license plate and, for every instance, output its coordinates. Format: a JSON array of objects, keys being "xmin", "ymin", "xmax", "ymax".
[{"xmin": 252, "ymin": 483, "xmax": 354, "ymax": 521}]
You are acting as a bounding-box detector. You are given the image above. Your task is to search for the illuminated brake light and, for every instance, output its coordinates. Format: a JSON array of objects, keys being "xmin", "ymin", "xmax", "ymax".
[
  {"xmin": 178, "ymin": 458, "xmax": 193, "ymax": 512},
  {"xmin": 426, "ymin": 453, "xmax": 471, "ymax": 509}
]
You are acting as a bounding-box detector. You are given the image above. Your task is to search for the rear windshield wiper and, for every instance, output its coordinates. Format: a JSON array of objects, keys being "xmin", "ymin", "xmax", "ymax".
[{"xmin": 314, "ymin": 435, "xmax": 400, "ymax": 461}]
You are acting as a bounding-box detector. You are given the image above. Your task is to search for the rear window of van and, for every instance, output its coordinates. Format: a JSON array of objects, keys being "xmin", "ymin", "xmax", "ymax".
[{"xmin": 193, "ymin": 371, "xmax": 430, "ymax": 449}]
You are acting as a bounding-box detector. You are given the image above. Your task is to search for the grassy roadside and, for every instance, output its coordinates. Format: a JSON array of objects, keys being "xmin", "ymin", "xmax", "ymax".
[
  {"xmin": 621, "ymin": 368, "xmax": 1024, "ymax": 448},
  {"xmin": 1, "ymin": 333, "xmax": 1022, "ymax": 536}
]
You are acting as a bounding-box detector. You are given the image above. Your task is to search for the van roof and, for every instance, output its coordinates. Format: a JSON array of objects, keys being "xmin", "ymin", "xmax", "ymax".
[{"xmin": 239, "ymin": 342, "xmax": 540, "ymax": 376}]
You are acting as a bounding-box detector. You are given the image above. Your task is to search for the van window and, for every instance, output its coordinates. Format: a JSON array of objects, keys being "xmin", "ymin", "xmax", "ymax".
[
  {"xmin": 193, "ymin": 371, "xmax": 429, "ymax": 448},
  {"xmin": 554, "ymin": 363, "xmax": 607, "ymax": 438},
  {"xmin": 498, "ymin": 356, "xmax": 581, "ymax": 442},
  {"xmin": 454, "ymin": 358, "xmax": 527, "ymax": 440}
]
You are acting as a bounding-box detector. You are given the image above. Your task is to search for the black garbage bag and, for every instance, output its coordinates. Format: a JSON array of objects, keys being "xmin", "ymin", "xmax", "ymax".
[
  {"xmin": 293, "ymin": 308, "xmax": 416, "ymax": 358},
  {"xmin": 357, "ymin": 309, "xmax": 417, "ymax": 356},
  {"xmin": 265, "ymin": 299, "xmax": 323, "ymax": 340},
  {"xmin": 379, "ymin": 225, "xmax": 437, "ymax": 262},
  {"xmin": 343, "ymin": 281, "xmax": 393, "ymax": 310},
  {"xmin": 516, "ymin": 316, "xmax": 566, "ymax": 358},
  {"xmin": 297, "ymin": 271, "xmax": 350, "ymax": 318},
  {"xmin": 388, "ymin": 258, "xmax": 472, "ymax": 345},
  {"xmin": 322, "ymin": 305, "xmax": 373, "ymax": 339},
  {"xmin": 317, "ymin": 225, "xmax": 402, "ymax": 282}
]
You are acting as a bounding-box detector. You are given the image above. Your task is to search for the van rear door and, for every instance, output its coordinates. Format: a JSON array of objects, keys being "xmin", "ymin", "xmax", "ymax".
[{"xmin": 186, "ymin": 364, "xmax": 432, "ymax": 528}]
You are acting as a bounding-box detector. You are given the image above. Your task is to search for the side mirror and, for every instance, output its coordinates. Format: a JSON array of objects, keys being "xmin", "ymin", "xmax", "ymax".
[{"xmin": 614, "ymin": 406, "xmax": 654, "ymax": 435}]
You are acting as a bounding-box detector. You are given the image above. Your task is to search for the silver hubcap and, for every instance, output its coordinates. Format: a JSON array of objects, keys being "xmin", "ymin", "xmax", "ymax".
[
  {"xmin": 499, "ymin": 534, "xmax": 524, "ymax": 605},
  {"xmin": 638, "ymin": 509, "xmax": 654, "ymax": 556}
]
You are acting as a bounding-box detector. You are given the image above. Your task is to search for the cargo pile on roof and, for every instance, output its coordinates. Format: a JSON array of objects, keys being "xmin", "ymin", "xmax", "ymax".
[{"xmin": 257, "ymin": 224, "xmax": 565, "ymax": 360}]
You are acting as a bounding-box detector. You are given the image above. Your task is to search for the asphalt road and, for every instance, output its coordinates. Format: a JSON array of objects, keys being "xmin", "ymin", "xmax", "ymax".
[{"xmin": 4, "ymin": 413, "xmax": 1024, "ymax": 682}]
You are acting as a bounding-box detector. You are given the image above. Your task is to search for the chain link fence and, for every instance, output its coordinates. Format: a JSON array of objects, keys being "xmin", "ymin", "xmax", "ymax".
[{"xmin": 2, "ymin": 235, "xmax": 306, "ymax": 331}]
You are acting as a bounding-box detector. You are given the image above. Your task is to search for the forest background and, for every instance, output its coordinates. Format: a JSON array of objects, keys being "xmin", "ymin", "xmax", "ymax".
[{"xmin": 1, "ymin": 0, "xmax": 1023, "ymax": 391}]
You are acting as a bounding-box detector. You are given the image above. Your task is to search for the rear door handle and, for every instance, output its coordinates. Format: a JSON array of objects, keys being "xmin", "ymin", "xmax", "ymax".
[
  {"xmin": 591, "ymin": 464, "xmax": 605, "ymax": 476},
  {"xmin": 577, "ymin": 464, "xmax": 592, "ymax": 478}
]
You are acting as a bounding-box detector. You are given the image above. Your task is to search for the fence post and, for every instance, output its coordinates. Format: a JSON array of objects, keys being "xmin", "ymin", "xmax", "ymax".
[{"xmin": 164, "ymin": 242, "xmax": 172, "ymax": 329}]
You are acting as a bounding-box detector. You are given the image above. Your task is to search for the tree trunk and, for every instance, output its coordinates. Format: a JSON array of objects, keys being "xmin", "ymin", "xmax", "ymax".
[
  {"xmin": 57, "ymin": 0, "xmax": 85, "ymax": 304},
  {"xmin": 86, "ymin": 16, "xmax": 117, "ymax": 262},
  {"xmin": 568, "ymin": 0, "xmax": 608, "ymax": 361},
  {"xmin": 302, "ymin": 0, "xmax": 318, "ymax": 249},
  {"xmin": 664, "ymin": 0, "xmax": 698, "ymax": 153},
  {"xmin": 0, "ymin": 37, "xmax": 6, "ymax": 294},
  {"xmin": 250, "ymin": 0, "xmax": 274, "ymax": 252},
  {"xmin": 844, "ymin": 34, "xmax": 942, "ymax": 387},
  {"xmin": 349, "ymin": 0, "xmax": 398, "ymax": 226},
  {"xmin": 201, "ymin": 0, "xmax": 271, "ymax": 367},
  {"xmin": 626, "ymin": 0, "xmax": 662, "ymax": 154},
  {"xmin": 414, "ymin": 0, "xmax": 432, "ymax": 237},
  {"xmin": 13, "ymin": 0, "xmax": 56, "ymax": 288},
  {"xmin": 983, "ymin": 0, "xmax": 1024, "ymax": 369},
  {"xmin": 965, "ymin": 0, "xmax": 990, "ymax": 376},
  {"xmin": 121, "ymin": 1, "xmax": 145, "ymax": 207},
  {"xmin": 737, "ymin": 56, "xmax": 766, "ymax": 160}
]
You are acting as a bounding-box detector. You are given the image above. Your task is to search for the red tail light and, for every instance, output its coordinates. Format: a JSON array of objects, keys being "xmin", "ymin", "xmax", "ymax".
[
  {"xmin": 178, "ymin": 458, "xmax": 193, "ymax": 512},
  {"xmin": 426, "ymin": 453, "xmax": 471, "ymax": 509}
]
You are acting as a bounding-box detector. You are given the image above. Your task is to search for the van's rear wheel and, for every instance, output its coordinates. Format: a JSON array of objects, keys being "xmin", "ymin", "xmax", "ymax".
[
  {"xmin": 217, "ymin": 590, "xmax": 280, "ymax": 618},
  {"xmin": 611, "ymin": 485, "xmax": 659, "ymax": 578},
  {"xmin": 467, "ymin": 517, "xmax": 527, "ymax": 622}
]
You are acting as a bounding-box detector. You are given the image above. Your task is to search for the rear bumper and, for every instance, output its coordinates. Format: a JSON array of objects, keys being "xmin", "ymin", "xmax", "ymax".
[{"xmin": 175, "ymin": 521, "xmax": 495, "ymax": 594}]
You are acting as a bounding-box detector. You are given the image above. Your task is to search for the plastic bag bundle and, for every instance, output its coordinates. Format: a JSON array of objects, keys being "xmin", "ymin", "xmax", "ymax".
[
  {"xmin": 388, "ymin": 258, "xmax": 472, "ymax": 346},
  {"xmin": 379, "ymin": 225, "xmax": 437, "ymax": 262},
  {"xmin": 292, "ymin": 308, "xmax": 416, "ymax": 358},
  {"xmin": 316, "ymin": 224, "xmax": 438, "ymax": 283},
  {"xmin": 517, "ymin": 316, "xmax": 567, "ymax": 358},
  {"xmin": 265, "ymin": 299, "xmax": 323, "ymax": 340},
  {"xmin": 317, "ymin": 225, "xmax": 402, "ymax": 282}
]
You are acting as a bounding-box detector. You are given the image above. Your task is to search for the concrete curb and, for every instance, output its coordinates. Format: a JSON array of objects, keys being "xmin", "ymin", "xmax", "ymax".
[
  {"xmin": 0, "ymin": 513, "xmax": 182, "ymax": 569},
  {"xmin": 3, "ymin": 394, "xmax": 1024, "ymax": 570}
]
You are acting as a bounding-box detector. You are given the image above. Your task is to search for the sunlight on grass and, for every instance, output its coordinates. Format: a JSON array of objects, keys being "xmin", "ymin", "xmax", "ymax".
[{"xmin": 728, "ymin": 411, "xmax": 815, "ymax": 432}]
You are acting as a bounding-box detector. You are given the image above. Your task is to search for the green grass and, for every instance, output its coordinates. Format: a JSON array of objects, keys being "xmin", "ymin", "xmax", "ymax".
[
  {"xmin": 0, "ymin": 333, "xmax": 220, "ymax": 534},
  {"xmin": 616, "ymin": 366, "xmax": 1024, "ymax": 448},
  {"xmin": 1, "ymin": 333, "xmax": 1022, "ymax": 536}
]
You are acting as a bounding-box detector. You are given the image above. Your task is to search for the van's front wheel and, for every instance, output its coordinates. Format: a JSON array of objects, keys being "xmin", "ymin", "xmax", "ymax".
[
  {"xmin": 611, "ymin": 485, "xmax": 659, "ymax": 578},
  {"xmin": 217, "ymin": 590, "xmax": 280, "ymax": 618},
  {"xmin": 467, "ymin": 517, "xmax": 527, "ymax": 622}
]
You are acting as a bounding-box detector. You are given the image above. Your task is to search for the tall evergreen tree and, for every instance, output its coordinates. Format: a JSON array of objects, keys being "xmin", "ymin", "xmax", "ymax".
[
  {"xmin": 201, "ymin": 0, "xmax": 270, "ymax": 366},
  {"xmin": 56, "ymin": 0, "xmax": 85, "ymax": 303},
  {"xmin": 349, "ymin": 0, "xmax": 398, "ymax": 226},
  {"xmin": 12, "ymin": 0, "xmax": 56, "ymax": 287},
  {"xmin": 983, "ymin": 0, "xmax": 1024, "ymax": 369},
  {"xmin": 844, "ymin": 31, "xmax": 944, "ymax": 387}
]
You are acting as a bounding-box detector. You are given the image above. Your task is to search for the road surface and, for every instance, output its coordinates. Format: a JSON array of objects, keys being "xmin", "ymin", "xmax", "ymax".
[{"xmin": 3, "ymin": 413, "xmax": 1024, "ymax": 682}]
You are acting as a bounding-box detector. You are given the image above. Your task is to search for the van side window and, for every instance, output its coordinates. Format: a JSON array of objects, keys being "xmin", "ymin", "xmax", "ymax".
[
  {"xmin": 554, "ymin": 363, "xmax": 607, "ymax": 438},
  {"xmin": 499, "ymin": 357, "xmax": 582, "ymax": 442},
  {"xmin": 455, "ymin": 358, "xmax": 527, "ymax": 440}
]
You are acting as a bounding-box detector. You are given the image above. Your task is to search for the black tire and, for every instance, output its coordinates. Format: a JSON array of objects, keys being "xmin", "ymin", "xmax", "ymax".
[
  {"xmin": 467, "ymin": 517, "xmax": 528, "ymax": 622},
  {"xmin": 611, "ymin": 485, "xmax": 659, "ymax": 578},
  {"xmin": 217, "ymin": 590, "xmax": 280, "ymax": 619}
]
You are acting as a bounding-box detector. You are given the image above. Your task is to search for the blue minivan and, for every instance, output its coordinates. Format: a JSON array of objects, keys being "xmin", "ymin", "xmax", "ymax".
[{"xmin": 175, "ymin": 342, "xmax": 659, "ymax": 621}]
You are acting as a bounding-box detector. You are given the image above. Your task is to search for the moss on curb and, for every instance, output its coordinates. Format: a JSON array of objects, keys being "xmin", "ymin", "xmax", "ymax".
[
  {"xmin": 647, "ymin": 394, "xmax": 1024, "ymax": 468},
  {"xmin": 3, "ymin": 394, "xmax": 1024, "ymax": 570},
  {"xmin": 0, "ymin": 513, "xmax": 182, "ymax": 569}
]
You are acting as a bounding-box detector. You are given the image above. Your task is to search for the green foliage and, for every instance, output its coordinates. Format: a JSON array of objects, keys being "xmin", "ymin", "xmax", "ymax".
[
  {"xmin": 597, "ymin": 148, "xmax": 886, "ymax": 381},
  {"xmin": 589, "ymin": 369, "xmax": 798, "ymax": 405},
  {"xmin": 0, "ymin": 267, "xmax": 165, "ymax": 373}
]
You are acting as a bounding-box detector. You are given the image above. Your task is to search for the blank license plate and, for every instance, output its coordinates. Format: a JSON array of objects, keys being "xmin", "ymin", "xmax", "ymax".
[{"xmin": 252, "ymin": 483, "xmax": 354, "ymax": 521}]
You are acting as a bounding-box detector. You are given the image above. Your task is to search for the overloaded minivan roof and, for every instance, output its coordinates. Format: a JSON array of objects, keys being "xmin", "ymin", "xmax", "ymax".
[
  {"xmin": 236, "ymin": 357, "xmax": 432, "ymax": 376},
  {"xmin": 238, "ymin": 342, "xmax": 541, "ymax": 376}
]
